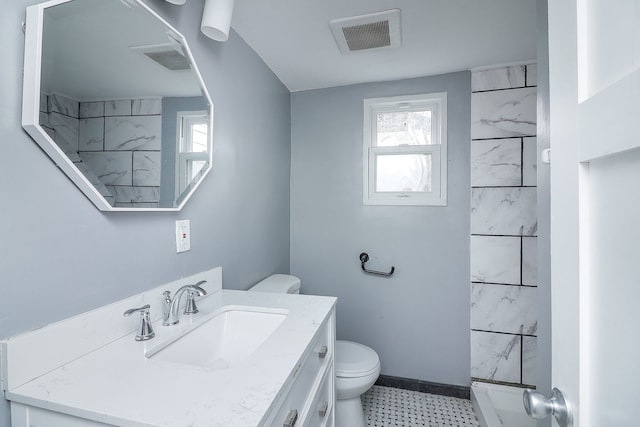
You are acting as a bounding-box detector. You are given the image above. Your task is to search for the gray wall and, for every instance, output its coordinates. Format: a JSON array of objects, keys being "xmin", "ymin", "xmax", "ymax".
[
  {"xmin": 0, "ymin": 0, "xmax": 291, "ymax": 423},
  {"xmin": 290, "ymin": 72, "xmax": 471, "ymax": 386}
]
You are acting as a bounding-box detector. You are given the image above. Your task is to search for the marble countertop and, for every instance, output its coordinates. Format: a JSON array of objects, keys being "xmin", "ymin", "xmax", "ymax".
[{"xmin": 4, "ymin": 289, "xmax": 336, "ymax": 427}]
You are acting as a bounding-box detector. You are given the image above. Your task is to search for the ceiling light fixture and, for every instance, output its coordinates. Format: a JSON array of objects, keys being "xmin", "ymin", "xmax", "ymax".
[
  {"xmin": 163, "ymin": 0, "xmax": 235, "ymax": 42},
  {"xmin": 201, "ymin": 0, "xmax": 235, "ymax": 42}
]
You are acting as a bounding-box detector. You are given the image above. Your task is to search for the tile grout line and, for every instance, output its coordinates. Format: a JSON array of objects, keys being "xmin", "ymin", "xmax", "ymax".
[{"xmin": 521, "ymin": 137, "xmax": 525, "ymax": 187}]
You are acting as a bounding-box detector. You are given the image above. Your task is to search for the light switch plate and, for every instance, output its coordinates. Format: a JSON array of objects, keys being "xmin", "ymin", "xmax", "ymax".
[{"xmin": 175, "ymin": 220, "xmax": 191, "ymax": 253}]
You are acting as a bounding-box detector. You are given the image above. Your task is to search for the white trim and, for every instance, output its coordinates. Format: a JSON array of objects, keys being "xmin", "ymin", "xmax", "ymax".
[{"xmin": 362, "ymin": 92, "xmax": 447, "ymax": 206}]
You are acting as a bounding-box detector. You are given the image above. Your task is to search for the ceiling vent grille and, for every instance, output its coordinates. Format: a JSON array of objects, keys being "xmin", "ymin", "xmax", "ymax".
[
  {"xmin": 143, "ymin": 50, "xmax": 191, "ymax": 71},
  {"xmin": 130, "ymin": 42, "xmax": 191, "ymax": 71},
  {"xmin": 330, "ymin": 9, "xmax": 401, "ymax": 54}
]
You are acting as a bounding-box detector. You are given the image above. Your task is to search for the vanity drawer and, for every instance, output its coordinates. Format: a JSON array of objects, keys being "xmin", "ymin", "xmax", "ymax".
[
  {"xmin": 268, "ymin": 319, "xmax": 332, "ymax": 427},
  {"xmin": 306, "ymin": 317, "xmax": 332, "ymax": 373},
  {"xmin": 269, "ymin": 363, "xmax": 317, "ymax": 427},
  {"xmin": 301, "ymin": 367, "xmax": 334, "ymax": 427}
]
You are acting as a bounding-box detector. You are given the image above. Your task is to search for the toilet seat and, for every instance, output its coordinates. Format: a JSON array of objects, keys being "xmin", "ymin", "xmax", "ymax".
[{"xmin": 335, "ymin": 340, "xmax": 380, "ymax": 378}]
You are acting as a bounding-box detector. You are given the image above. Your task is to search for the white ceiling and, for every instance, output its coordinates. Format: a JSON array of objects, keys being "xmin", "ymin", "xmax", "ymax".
[{"xmin": 231, "ymin": 0, "xmax": 537, "ymax": 92}]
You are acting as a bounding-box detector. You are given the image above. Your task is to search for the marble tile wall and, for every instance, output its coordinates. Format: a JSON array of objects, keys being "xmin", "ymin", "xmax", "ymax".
[
  {"xmin": 471, "ymin": 187, "xmax": 537, "ymax": 236},
  {"xmin": 106, "ymin": 186, "xmax": 160, "ymax": 205},
  {"xmin": 40, "ymin": 93, "xmax": 115, "ymax": 205},
  {"xmin": 469, "ymin": 65, "xmax": 538, "ymax": 387},
  {"xmin": 40, "ymin": 94, "xmax": 162, "ymax": 207},
  {"xmin": 78, "ymin": 98, "xmax": 162, "ymax": 208},
  {"xmin": 40, "ymin": 94, "xmax": 80, "ymax": 158}
]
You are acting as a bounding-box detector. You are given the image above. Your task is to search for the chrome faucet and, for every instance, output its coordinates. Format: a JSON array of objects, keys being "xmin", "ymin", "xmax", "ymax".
[{"xmin": 162, "ymin": 280, "xmax": 207, "ymax": 326}]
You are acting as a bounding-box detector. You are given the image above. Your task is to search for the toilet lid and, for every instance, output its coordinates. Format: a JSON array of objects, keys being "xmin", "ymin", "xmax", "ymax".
[{"xmin": 335, "ymin": 340, "xmax": 380, "ymax": 378}]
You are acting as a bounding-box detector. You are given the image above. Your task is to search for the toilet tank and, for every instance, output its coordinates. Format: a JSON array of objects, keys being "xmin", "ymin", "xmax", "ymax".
[{"xmin": 249, "ymin": 274, "xmax": 301, "ymax": 294}]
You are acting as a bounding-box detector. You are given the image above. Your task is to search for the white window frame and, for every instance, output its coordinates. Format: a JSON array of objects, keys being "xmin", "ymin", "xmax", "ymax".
[
  {"xmin": 175, "ymin": 110, "xmax": 209, "ymax": 198},
  {"xmin": 363, "ymin": 92, "xmax": 447, "ymax": 206}
]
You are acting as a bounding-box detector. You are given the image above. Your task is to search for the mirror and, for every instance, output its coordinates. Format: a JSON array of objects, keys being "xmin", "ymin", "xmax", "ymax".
[{"xmin": 23, "ymin": 0, "xmax": 213, "ymax": 211}]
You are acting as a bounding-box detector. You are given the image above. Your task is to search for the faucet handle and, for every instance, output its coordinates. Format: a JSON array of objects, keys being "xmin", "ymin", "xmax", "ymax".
[
  {"xmin": 192, "ymin": 280, "xmax": 207, "ymax": 293},
  {"xmin": 184, "ymin": 282, "xmax": 207, "ymax": 315},
  {"xmin": 184, "ymin": 291, "xmax": 199, "ymax": 315},
  {"xmin": 123, "ymin": 304, "xmax": 155, "ymax": 341}
]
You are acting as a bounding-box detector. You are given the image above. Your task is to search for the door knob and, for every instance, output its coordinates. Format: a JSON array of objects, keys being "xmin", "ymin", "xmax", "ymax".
[{"xmin": 523, "ymin": 388, "xmax": 573, "ymax": 427}]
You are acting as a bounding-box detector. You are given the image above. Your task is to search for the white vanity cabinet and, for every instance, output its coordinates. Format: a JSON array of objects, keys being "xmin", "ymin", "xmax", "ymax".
[
  {"xmin": 263, "ymin": 311, "xmax": 335, "ymax": 427},
  {"xmin": 1, "ymin": 269, "xmax": 337, "ymax": 427},
  {"xmin": 8, "ymin": 308, "xmax": 336, "ymax": 427}
]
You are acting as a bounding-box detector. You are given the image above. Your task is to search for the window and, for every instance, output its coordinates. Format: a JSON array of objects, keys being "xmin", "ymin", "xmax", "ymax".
[
  {"xmin": 363, "ymin": 93, "xmax": 447, "ymax": 206},
  {"xmin": 176, "ymin": 111, "xmax": 209, "ymax": 197}
]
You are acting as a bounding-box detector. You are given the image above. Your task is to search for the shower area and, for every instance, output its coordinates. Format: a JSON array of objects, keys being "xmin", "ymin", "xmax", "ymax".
[{"xmin": 469, "ymin": 64, "xmax": 540, "ymax": 427}]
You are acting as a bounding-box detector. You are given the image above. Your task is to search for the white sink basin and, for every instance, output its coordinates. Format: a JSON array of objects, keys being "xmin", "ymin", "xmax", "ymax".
[{"xmin": 147, "ymin": 306, "xmax": 288, "ymax": 369}]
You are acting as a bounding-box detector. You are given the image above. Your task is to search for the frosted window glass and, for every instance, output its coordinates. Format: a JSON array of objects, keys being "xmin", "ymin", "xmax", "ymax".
[
  {"xmin": 376, "ymin": 154, "xmax": 432, "ymax": 192},
  {"xmin": 190, "ymin": 123, "xmax": 208, "ymax": 153},
  {"xmin": 181, "ymin": 115, "xmax": 209, "ymax": 153},
  {"xmin": 376, "ymin": 111, "xmax": 432, "ymax": 146}
]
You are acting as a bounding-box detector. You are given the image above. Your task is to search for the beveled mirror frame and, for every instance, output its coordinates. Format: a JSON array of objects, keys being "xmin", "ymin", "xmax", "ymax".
[{"xmin": 22, "ymin": 0, "xmax": 214, "ymax": 212}]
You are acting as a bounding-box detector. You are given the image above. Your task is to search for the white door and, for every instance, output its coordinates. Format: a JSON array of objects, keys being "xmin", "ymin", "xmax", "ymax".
[{"xmin": 548, "ymin": 0, "xmax": 640, "ymax": 426}]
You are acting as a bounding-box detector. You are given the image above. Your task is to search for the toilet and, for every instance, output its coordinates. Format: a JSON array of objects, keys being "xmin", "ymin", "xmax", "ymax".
[{"xmin": 249, "ymin": 274, "xmax": 381, "ymax": 427}]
